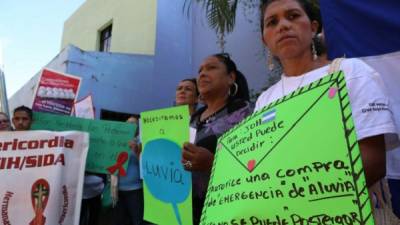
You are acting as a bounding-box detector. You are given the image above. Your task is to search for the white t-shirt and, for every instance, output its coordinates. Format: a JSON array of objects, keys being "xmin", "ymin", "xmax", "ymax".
[{"xmin": 255, "ymin": 58, "xmax": 399, "ymax": 177}]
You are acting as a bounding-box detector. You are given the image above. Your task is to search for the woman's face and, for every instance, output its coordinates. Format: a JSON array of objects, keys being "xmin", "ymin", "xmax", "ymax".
[
  {"xmin": 175, "ymin": 80, "xmax": 198, "ymax": 106},
  {"xmin": 197, "ymin": 56, "xmax": 234, "ymax": 99},
  {"xmin": 0, "ymin": 114, "xmax": 11, "ymax": 131},
  {"xmin": 262, "ymin": 0, "xmax": 318, "ymax": 61}
]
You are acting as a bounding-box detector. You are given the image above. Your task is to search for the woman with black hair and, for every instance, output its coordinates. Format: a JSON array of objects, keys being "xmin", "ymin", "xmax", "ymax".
[
  {"xmin": 181, "ymin": 53, "xmax": 252, "ymax": 224},
  {"xmin": 257, "ymin": 0, "xmax": 397, "ymax": 186},
  {"xmin": 256, "ymin": 0, "xmax": 399, "ymax": 223}
]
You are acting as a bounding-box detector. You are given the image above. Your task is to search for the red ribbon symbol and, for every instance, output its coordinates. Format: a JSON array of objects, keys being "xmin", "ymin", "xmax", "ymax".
[
  {"xmin": 107, "ymin": 151, "xmax": 129, "ymax": 176},
  {"xmin": 30, "ymin": 179, "xmax": 50, "ymax": 225}
]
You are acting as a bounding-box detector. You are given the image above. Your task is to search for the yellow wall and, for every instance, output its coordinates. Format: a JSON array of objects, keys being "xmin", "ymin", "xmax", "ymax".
[{"xmin": 61, "ymin": 0, "xmax": 157, "ymax": 55}]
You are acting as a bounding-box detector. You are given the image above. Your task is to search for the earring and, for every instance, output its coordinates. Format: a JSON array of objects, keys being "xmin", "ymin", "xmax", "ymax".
[
  {"xmin": 229, "ymin": 82, "xmax": 238, "ymax": 96},
  {"xmin": 312, "ymin": 40, "xmax": 318, "ymax": 61},
  {"xmin": 267, "ymin": 50, "xmax": 274, "ymax": 70}
]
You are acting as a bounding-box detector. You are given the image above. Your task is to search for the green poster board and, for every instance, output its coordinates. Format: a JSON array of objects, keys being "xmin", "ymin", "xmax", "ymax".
[
  {"xmin": 31, "ymin": 112, "xmax": 136, "ymax": 174},
  {"xmin": 141, "ymin": 105, "xmax": 193, "ymax": 225},
  {"xmin": 201, "ymin": 72, "xmax": 374, "ymax": 224}
]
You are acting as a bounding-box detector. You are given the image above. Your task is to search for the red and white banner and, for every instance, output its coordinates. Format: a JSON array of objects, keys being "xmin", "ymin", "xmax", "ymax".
[
  {"xmin": 0, "ymin": 131, "xmax": 88, "ymax": 225},
  {"xmin": 32, "ymin": 68, "xmax": 81, "ymax": 115}
]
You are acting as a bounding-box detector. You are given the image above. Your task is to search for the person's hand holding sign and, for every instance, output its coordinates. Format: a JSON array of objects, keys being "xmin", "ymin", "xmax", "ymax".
[
  {"xmin": 182, "ymin": 142, "xmax": 214, "ymax": 172},
  {"xmin": 128, "ymin": 138, "xmax": 142, "ymax": 158}
]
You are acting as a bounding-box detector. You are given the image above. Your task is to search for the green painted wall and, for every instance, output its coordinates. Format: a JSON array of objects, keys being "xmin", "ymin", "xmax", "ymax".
[{"xmin": 61, "ymin": 0, "xmax": 157, "ymax": 55}]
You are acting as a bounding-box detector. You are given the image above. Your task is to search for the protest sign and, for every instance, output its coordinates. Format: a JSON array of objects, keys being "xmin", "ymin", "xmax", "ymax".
[
  {"xmin": 141, "ymin": 105, "xmax": 192, "ymax": 225},
  {"xmin": 32, "ymin": 68, "xmax": 81, "ymax": 115},
  {"xmin": 74, "ymin": 94, "xmax": 95, "ymax": 119},
  {"xmin": 0, "ymin": 131, "xmax": 88, "ymax": 225},
  {"xmin": 201, "ymin": 72, "xmax": 374, "ymax": 225},
  {"xmin": 31, "ymin": 112, "xmax": 136, "ymax": 174}
]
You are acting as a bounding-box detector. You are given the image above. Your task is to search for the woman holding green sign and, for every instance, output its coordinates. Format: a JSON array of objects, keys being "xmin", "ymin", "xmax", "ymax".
[
  {"xmin": 182, "ymin": 53, "xmax": 252, "ymax": 224},
  {"xmin": 175, "ymin": 78, "xmax": 199, "ymax": 116},
  {"xmin": 255, "ymin": 0, "xmax": 399, "ymax": 222}
]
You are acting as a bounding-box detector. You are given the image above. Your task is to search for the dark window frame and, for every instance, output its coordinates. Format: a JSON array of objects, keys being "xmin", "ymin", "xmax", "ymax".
[{"xmin": 99, "ymin": 24, "xmax": 112, "ymax": 52}]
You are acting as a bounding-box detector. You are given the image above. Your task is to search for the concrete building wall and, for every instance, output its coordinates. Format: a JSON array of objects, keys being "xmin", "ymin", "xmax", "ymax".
[
  {"xmin": 61, "ymin": 0, "xmax": 157, "ymax": 55},
  {"xmin": 9, "ymin": 45, "xmax": 157, "ymax": 118},
  {"xmin": 190, "ymin": 2, "xmax": 268, "ymax": 95},
  {"xmin": 150, "ymin": 0, "xmax": 269, "ymax": 104},
  {"xmin": 151, "ymin": 0, "xmax": 193, "ymax": 108},
  {"xmin": 11, "ymin": 1, "xmax": 271, "ymax": 117},
  {"xmin": 63, "ymin": 46, "xmax": 155, "ymax": 117},
  {"xmin": 61, "ymin": 0, "xmax": 269, "ymax": 99},
  {"xmin": 9, "ymin": 45, "xmax": 74, "ymax": 114}
]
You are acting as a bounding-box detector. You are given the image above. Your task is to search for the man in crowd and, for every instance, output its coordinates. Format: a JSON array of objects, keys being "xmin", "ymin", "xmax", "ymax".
[{"xmin": 12, "ymin": 105, "xmax": 33, "ymax": 131}]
